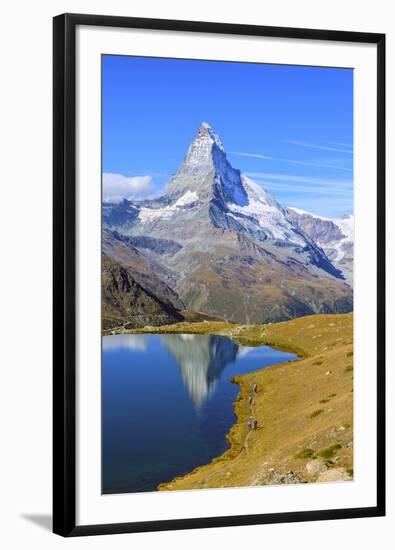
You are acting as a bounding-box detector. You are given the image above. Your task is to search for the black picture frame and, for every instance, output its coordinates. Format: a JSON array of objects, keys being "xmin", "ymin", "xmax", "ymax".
[{"xmin": 53, "ymin": 13, "xmax": 386, "ymax": 537}]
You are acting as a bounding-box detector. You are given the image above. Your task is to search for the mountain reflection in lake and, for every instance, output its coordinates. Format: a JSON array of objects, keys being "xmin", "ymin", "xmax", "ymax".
[
  {"xmin": 102, "ymin": 333, "xmax": 296, "ymax": 494},
  {"xmin": 162, "ymin": 334, "xmax": 239, "ymax": 405}
]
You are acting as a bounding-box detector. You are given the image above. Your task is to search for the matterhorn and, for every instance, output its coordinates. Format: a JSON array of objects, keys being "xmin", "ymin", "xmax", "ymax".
[{"xmin": 103, "ymin": 122, "xmax": 353, "ymax": 327}]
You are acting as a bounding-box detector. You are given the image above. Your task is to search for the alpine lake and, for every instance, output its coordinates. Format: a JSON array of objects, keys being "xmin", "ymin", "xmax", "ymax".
[{"xmin": 102, "ymin": 333, "xmax": 296, "ymax": 494}]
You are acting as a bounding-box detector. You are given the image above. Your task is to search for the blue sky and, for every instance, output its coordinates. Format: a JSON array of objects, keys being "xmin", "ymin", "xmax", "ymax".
[{"xmin": 102, "ymin": 55, "xmax": 353, "ymax": 218}]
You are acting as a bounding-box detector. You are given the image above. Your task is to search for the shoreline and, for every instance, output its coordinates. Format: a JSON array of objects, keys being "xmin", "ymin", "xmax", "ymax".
[
  {"xmin": 154, "ymin": 313, "xmax": 354, "ymax": 491},
  {"xmin": 104, "ymin": 319, "xmax": 309, "ymax": 358},
  {"xmin": 157, "ymin": 354, "xmax": 302, "ymax": 491},
  {"xmin": 103, "ymin": 313, "xmax": 354, "ymax": 490}
]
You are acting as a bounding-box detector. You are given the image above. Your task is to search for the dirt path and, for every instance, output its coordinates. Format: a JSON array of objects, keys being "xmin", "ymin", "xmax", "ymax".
[
  {"xmin": 202, "ymin": 377, "xmax": 258, "ymax": 488},
  {"xmin": 158, "ymin": 313, "xmax": 354, "ymax": 492}
]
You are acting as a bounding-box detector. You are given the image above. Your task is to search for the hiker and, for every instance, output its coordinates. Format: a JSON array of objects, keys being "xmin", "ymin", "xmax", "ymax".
[
  {"xmin": 253, "ymin": 383, "xmax": 258, "ymax": 393},
  {"xmin": 248, "ymin": 395, "xmax": 253, "ymax": 405},
  {"xmin": 247, "ymin": 418, "xmax": 252, "ymax": 431},
  {"xmin": 253, "ymin": 418, "xmax": 258, "ymax": 430}
]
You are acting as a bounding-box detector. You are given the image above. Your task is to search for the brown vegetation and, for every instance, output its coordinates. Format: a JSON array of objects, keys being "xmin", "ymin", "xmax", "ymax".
[{"xmin": 151, "ymin": 313, "xmax": 353, "ymax": 490}]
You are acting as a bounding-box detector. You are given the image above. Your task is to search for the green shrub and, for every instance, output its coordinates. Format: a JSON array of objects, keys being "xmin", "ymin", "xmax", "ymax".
[
  {"xmin": 295, "ymin": 448, "xmax": 315, "ymax": 459},
  {"xmin": 310, "ymin": 409, "xmax": 324, "ymax": 418},
  {"xmin": 319, "ymin": 443, "xmax": 342, "ymax": 459},
  {"xmin": 320, "ymin": 393, "xmax": 337, "ymax": 403}
]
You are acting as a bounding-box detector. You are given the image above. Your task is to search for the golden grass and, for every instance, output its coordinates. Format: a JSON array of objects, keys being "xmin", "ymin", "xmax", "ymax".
[
  {"xmin": 151, "ymin": 312, "xmax": 353, "ymax": 491},
  {"xmin": 150, "ymin": 313, "xmax": 353, "ymax": 490}
]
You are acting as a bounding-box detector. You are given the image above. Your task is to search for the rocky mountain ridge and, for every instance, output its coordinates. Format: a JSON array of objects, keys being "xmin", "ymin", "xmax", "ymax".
[
  {"xmin": 102, "ymin": 254, "xmax": 184, "ymax": 330},
  {"xmin": 103, "ymin": 122, "xmax": 353, "ymax": 326},
  {"xmin": 287, "ymin": 208, "xmax": 353, "ymax": 283}
]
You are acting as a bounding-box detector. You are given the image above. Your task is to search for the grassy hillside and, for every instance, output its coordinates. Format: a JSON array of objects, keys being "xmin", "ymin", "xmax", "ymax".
[{"xmin": 141, "ymin": 313, "xmax": 353, "ymax": 490}]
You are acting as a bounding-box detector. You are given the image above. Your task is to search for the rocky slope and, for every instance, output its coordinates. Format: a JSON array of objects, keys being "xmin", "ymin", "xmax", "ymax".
[
  {"xmin": 103, "ymin": 123, "xmax": 353, "ymax": 324},
  {"xmin": 103, "ymin": 228, "xmax": 184, "ymax": 311},
  {"xmin": 102, "ymin": 254, "xmax": 184, "ymax": 329},
  {"xmin": 287, "ymin": 208, "xmax": 353, "ymax": 283}
]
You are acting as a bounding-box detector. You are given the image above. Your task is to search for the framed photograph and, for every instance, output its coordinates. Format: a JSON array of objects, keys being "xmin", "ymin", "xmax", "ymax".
[{"xmin": 53, "ymin": 13, "xmax": 385, "ymax": 536}]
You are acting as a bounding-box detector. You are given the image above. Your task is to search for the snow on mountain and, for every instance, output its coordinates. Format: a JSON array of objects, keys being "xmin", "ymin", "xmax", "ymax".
[
  {"xmin": 138, "ymin": 190, "xmax": 199, "ymax": 223},
  {"xmin": 228, "ymin": 175, "xmax": 305, "ymax": 245},
  {"xmin": 183, "ymin": 121, "xmax": 225, "ymax": 169},
  {"xmin": 289, "ymin": 207, "xmax": 353, "ymax": 237},
  {"xmin": 175, "ymin": 190, "xmax": 199, "ymax": 206},
  {"xmin": 287, "ymin": 207, "xmax": 354, "ymax": 256},
  {"xmin": 103, "ymin": 122, "xmax": 353, "ymax": 324},
  {"xmin": 330, "ymin": 215, "xmax": 353, "ymax": 263},
  {"xmin": 287, "ymin": 207, "xmax": 354, "ymax": 281},
  {"xmin": 105, "ymin": 123, "xmax": 346, "ymax": 278},
  {"xmin": 134, "ymin": 123, "xmax": 307, "ymax": 246},
  {"xmin": 335, "ymin": 214, "xmax": 354, "ymax": 244}
]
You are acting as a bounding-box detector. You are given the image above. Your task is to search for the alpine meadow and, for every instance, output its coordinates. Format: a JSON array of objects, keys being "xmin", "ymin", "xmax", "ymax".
[{"xmin": 101, "ymin": 56, "xmax": 354, "ymax": 494}]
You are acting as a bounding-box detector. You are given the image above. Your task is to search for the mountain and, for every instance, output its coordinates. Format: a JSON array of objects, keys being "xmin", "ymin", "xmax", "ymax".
[
  {"xmin": 102, "ymin": 254, "xmax": 184, "ymax": 330},
  {"xmin": 286, "ymin": 208, "xmax": 354, "ymax": 283},
  {"xmin": 102, "ymin": 228, "xmax": 185, "ymax": 311},
  {"xmin": 103, "ymin": 122, "xmax": 353, "ymax": 324}
]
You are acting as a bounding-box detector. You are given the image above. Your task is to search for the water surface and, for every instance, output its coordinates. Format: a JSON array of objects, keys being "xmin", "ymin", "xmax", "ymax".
[{"xmin": 102, "ymin": 333, "xmax": 296, "ymax": 493}]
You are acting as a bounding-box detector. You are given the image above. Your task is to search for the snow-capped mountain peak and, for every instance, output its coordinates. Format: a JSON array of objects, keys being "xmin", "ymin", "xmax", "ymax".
[
  {"xmin": 102, "ymin": 122, "xmax": 353, "ymax": 325},
  {"xmin": 175, "ymin": 124, "xmax": 302, "ymax": 243},
  {"xmin": 182, "ymin": 121, "xmax": 225, "ymax": 169},
  {"xmin": 225, "ymin": 175, "xmax": 305, "ymax": 244},
  {"xmin": 103, "ymin": 123, "xmax": 345, "ymax": 280},
  {"xmin": 198, "ymin": 122, "xmax": 224, "ymax": 151}
]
